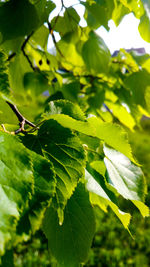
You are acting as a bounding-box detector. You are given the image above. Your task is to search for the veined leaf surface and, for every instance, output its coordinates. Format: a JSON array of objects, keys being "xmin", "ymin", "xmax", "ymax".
[
  {"xmin": 103, "ymin": 145, "xmax": 149, "ymax": 217},
  {"xmin": 43, "ymin": 184, "xmax": 95, "ymax": 267}
]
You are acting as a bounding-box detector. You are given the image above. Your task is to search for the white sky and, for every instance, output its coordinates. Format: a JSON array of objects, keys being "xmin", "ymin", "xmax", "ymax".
[{"xmin": 49, "ymin": 0, "xmax": 150, "ymax": 54}]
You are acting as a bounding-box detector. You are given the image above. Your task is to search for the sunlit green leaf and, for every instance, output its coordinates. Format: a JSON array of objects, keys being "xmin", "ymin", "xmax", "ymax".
[
  {"xmin": 105, "ymin": 101, "xmax": 136, "ymax": 130},
  {"xmin": 31, "ymin": 25, "xmax": 49, "ymax": 49},
  {"xmin": 0, "ymin": 50, "xmax": 11, "ymax": 100},
  {"xmin": 120, "ymin": 0, "xmax": 144, "ymax": 18},
  {"xmin": 43, "ymin": 109, "xmax": 135, "ymax": 162},
  {"xmin": 82, "ymin": 0, "xmax": 114, "ymax": 30},
  {"xmin": 138, "ymin": 0, "xmax": 150, "ymax": 42},
  {"xmin": 85, "ymin": 168, "xmax": 131, "ymax": 230},
  {"xmin": 138, "ymin": 12, "xmax": 150, "ymax": 42},
  {"xmin": 103, "ymin": 145, "xmax": 149, "ymax": 217},
  {"xmin": 112, "ymin": 0, "xmax": 130, "ymax": 25},
  {"xmin": 52, "ymin": 7, "xmax": 80, "ymax": 36},
  {"xmin": 45, "ymin": 99, "xmax": 86, "ymax": 121},
  {"xmin": 82, "ymin": 31, "xmax": 111, "ymax": 74},
  {"xmin": 57, "ymin": 35, "xmax": 85, "ymax": 73}
]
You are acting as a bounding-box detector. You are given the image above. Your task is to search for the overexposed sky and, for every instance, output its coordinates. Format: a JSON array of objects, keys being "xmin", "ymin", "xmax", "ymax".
[
  {"xmin": 49, "ymin": 0, "xmax": 150, "ymax": 54},
  {"xmin": 97, "ymin": 14, "xmax": 150, "ymax": 54}
]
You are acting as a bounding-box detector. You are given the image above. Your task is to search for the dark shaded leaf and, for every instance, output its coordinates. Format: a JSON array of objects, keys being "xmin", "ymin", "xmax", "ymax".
[{"xmin": 43, "ymin": 184, "xmax": 96, "ymax": 267}]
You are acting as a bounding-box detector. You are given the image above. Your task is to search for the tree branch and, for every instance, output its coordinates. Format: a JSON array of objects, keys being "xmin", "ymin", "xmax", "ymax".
[{"xmin": 6, "ymin": 101, "xmax": 37, "ymax": 134}]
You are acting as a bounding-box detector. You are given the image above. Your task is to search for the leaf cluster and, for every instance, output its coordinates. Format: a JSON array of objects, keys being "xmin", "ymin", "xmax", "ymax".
[{"xmin": 0, "ymin": 0, "xmax": 150, "ymax": 266}]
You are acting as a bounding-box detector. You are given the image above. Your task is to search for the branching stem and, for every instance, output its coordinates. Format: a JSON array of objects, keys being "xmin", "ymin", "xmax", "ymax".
[{"xmin": 6, "ymin": 101, "xmax": 37, "ymax": 134}]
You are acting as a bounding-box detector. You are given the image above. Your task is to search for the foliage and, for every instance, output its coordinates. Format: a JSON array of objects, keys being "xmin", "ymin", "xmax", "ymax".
[{"xmin": 0, "ymin": 0, "xmax": 150, "ymax": 266}]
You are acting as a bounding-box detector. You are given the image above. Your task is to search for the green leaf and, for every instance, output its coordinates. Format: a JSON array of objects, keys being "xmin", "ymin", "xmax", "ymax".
[
  {"xmin": 42, "ymin": 183, "xmax": 96, "ymax": 267},
  {"xmin": 57, "ymin": 34, "xmax": 84, "ymax": 73},
  {"xmin": 0, "ymin": 50, "xmax": 11, "ymax": 100},
  {"xmin": 43, "ymin": 111, "xmax": 135, "ymax": 162},
  {"xmin": 24, "ymin": 72, "xmax": 49, "ymax": 96},
  {"xmin": 105, "ymin": 101, "xmax": 136, "ymax": 130},
  {"xmin": 0, "ymin": 130, "xmax": 57, "ymax": 251},
  {"xmin": 21, "ymin": 119, "xmax": 86, "ymax": 223},
  {"xmin": 9, "ymin": 53, "xmax": 32, "ymax": 95},
  {"xmin": 61, "ymin": 81, "xmax": 81, "ymax": 102},
  {"xmin": 0, "ymin": 100, "xmax": 18, "ymax": 125},
  {"xmin": 52, "ymin": 7, "xmax": 80, "ymax": 36},
  {"xmin": 82, "ymin": 31, "xmax": 111, "ymax": 74},
  {"xmin": 16, "ymin": 151, "xmax": 56, "ymax": 235},
  {"xmin": 82, "ymin": 0, "xmax": 114, "ymax": 30},
  {"xmin": 120, "ymin": 0, "xmax": 144, "ymax": 18},
  {"xmin": 138, "ymin": 0, "xmax": 150, "ymax": 42},
  {"xmin": 138, "ymin": 12, "xmax": 150, "ymax": 42},
  {"xmin": 39, "ymin": 120, "xmax": 86, "ymax": 222},
  {"xmin": 0, "ymin": 36, "xmax": 23, "ymax": 54},
  {"xmin": 8, "ymin": 52, "xmax": 46, "ymax": 122},
  {"xmin": 1, "ymin": 250, "xmax": 14, "ymax": 267},
  {"xmin": 0, "ymin": 132, "xmax": 33, "ymax": 254},
  {"xmin": 0, "ymin": 0, "xmax": 39, "ymax": 43},
  {"xmin": 31, "ymin": 25, "xmax": 49, "ymax": 49},
  {"xmin": 112, "ymin": 0, "xmax": 130, "ymax": 26},
  {"xmin": 44, "ymin": 100, "xmax": 86, "ymax": 121},
  {"xmin": 145, "ymin": 86, "xmax": 150, "ymax": 112},
  {"xmin": 85, "ymin": 168, "xmax": 131, "ymax": 230},
  {"xmin": 103, "ymin": 145, "xmax": 149, "ymax": 217},
  {"xmin": 124, "ymin": 70, "xmax": 150, "ymax": 110},
  {"xmin": 88, "ymin": 87, "xmax": 105, "ymax": 110},
  {"xmin": 33, "ymin": 0, "xmax": 56, "ymax": 25}
]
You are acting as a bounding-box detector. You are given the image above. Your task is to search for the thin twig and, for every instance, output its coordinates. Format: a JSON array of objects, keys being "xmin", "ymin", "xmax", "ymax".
[
  {"xmin": 61, "ymin": 0, "xmax": 65, "ymax": 8},
  {"xmin": 21, "ymin": 31, "xmax": 35, "ymax": 71},
  {"xmin": 7, "ymin": 52, "xmax": 16, "ymax": 61},
  {"xmin": 6, "ymin": 101, "xmax": 35, "ymax": 127},
  {"xmin": 1, "ymin": 124, "xmax": 15, "ymax": 135},
  {"xmin": 47, "ymin": 22, "xmax": 64, "ymax": 58},
  {"xmin": 6, "ymin": 101, "xmax": 38, "ymax": 134}
]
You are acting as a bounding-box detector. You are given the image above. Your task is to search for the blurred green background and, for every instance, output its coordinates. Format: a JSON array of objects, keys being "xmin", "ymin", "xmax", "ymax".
[{"xmin": 12, "ymin": 121, "xmax": 150, "ymax": 267}]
